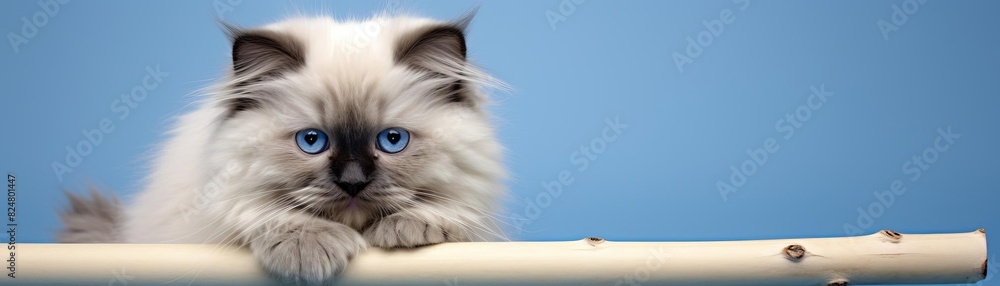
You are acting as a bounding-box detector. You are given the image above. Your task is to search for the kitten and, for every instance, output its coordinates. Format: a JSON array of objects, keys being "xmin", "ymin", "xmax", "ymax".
[{"xmin": 58, "ymin": 11, "xmax": 506, "ymax": 284}]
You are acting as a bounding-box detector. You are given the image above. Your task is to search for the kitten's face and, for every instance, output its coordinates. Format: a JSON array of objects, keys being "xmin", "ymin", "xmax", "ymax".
[{"xmin": 206, "ymin": 17, "xmax": 503, "ymax": 231}]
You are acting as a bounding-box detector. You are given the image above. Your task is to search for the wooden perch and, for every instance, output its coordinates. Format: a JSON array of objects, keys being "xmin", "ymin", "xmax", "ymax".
[{"xmin": 15, "ymin": 229, "xmax": 988, "ymax": 285}]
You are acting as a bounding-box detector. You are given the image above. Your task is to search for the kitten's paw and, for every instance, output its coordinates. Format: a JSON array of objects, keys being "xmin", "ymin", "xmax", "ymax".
[
  {"xmin": 363, "ymin": 214, "xmax": 466, "ymax": 248},
  {"xmin": 250, "ymin": 221, "xmax": 367, "ymax": 285}
]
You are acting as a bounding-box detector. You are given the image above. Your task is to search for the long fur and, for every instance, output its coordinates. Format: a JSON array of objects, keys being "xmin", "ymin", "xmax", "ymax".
[
  {"xmin": 58, "ymin": 187, "xmax": 121, "ymax": 243},
  {"xmin": 59, "ymin": 14, "xmax": 506, "ymax": 285}
]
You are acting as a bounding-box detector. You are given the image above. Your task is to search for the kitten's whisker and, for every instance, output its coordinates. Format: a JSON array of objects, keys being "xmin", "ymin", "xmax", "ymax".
[
  {"xmin": 393, "ymin": 199, "xmax": 504, "ymax": 242},
  {"xmin": 420, "ymin": 193, "xmax": 522, "ymax": 234},
  {"xmin": 423, "ymin": 208, "xmax": 494, "ymax": 242},
  {"xmin": 408, "ymin": 191, "xmax": 507, "ymax": 219},
  {"xmin": 375, "ymin": 189, "xmax": 503, "ymax": 242},
  {"xmin": 413, "ymin": 197, "xmax": 511, "ymax": 241},
  {"xmin": 406, "ymin": 191, "xmax": 522, "ymax": 237}
]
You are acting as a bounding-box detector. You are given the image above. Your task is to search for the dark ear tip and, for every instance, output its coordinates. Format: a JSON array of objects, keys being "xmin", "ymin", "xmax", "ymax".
[
  {"xmin": 218, "ymin": 21, "xmax": 245, "ymax": 42},
  {"xmin": 453, "ymin": 6, "xmax": 480, "ymax": 31},
  {"xmin": 227, "ymin": 27, "xmax": 306, "ymax": 92},
  {"xmin": 394, "ymin": 24, "xmax": 469, "ymax": 64}
]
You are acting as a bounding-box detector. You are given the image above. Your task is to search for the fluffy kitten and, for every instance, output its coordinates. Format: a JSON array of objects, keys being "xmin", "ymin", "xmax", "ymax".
[{"xmin": 59, "ymin": 12, "xmax": 506, "ymax": 284}]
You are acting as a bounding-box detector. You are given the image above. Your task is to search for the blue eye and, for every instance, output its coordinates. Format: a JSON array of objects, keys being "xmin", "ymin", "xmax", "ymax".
[
  {"xmin": 295, "ymin": 129, "xmax": 329, "ymax": 154},
  {"xmin": 376, "ymin": 128, "xmax": 409, "ymax": 154}
]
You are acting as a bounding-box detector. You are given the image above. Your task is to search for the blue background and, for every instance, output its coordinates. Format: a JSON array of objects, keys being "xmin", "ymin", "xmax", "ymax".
[{"xmin": 2, "ymin": 1, "xmax": 998, "ymax": 285}]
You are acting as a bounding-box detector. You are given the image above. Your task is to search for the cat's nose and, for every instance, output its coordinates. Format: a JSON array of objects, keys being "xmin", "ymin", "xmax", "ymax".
[
  {"xmin": 333, "ymin": 162, "xmax": 371, "ymax": 197},
  {"xmin": 335, "ymin": 180, "xmax": 370, "ymax": 197}
]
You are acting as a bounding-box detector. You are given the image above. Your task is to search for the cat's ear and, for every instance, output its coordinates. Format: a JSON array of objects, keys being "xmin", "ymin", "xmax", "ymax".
[
  {"xmin": 393, "ymin": 23, "xmax": 467, "ymax": 69},
  {"xmin": 394, "ymin": 10, "xmax": 478, "ymax": 103},
  {"xmin": 224, "ymin": 24, "xmax": 305, "ymax": 87}
]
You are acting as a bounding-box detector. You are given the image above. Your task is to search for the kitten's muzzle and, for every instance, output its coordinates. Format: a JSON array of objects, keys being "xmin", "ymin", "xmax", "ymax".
[{"xmin": 331, "ymin": 160, "xmax": 374, "ymax": 197}]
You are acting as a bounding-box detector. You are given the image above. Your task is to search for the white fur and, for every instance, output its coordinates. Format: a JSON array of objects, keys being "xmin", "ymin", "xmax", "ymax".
[{"xmin": 115, "ymin": 15, "xmax": 506, "ymax": 283}]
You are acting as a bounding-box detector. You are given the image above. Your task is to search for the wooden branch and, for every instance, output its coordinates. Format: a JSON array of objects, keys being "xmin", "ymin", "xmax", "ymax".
[{"xmin": 14, "ymin": 230, "xmax": 988, "ymax": 285}]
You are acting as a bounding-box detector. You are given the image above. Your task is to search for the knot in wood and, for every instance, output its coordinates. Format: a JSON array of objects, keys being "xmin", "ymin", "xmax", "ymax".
[
  {"xmin": 585, "ymin": 237, "xmax": 605, "ymax": 246},
  {"xmin": 827, "ymin": 279, "xmax": 849, "ymax": 286},
  {"xmin": 783, "ymin": 244, "xmax": 806, "ymax": 260},
  {"xmin": 880, "ymin": 229, "xmax": 902, "ymax": 241}
]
